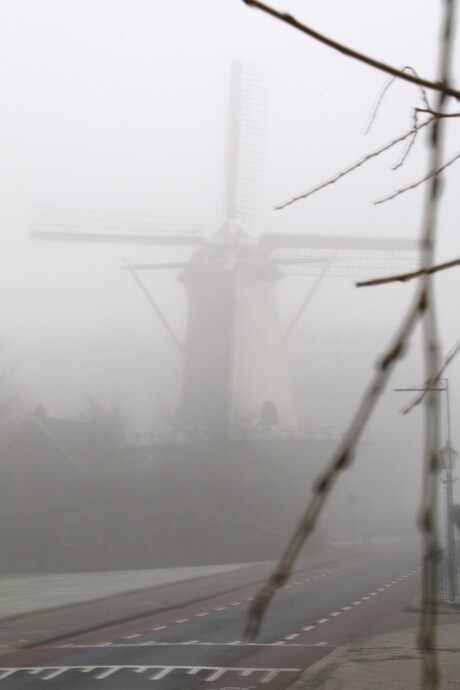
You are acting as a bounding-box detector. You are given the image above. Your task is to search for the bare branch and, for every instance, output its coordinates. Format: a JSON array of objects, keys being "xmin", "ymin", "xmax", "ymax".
[
  {"xmin": 356, "ymin": 257, "xmax": 460, "ymax": 287},
  {"xmin": 416, "ymin": 107, "xmax": 460, "ymax": 117},
  {"xmin": 392, "ymin": 108, "xmax": 420, "ymax": 170},
  {"xmin": 275, "ymin": 118, "xmax": 433, "ymax": 210},
  {"xmin": 402, "ymin": 340, "xmax": 460, "ymax": 415},
  {"xmin": 374, "ymin": 150, "xmax": 460, "ymax": 205},
  {"xmin": 245, "ymin": 4, "xmax": 457, "ymax": 686},
  {"xmin": 365, "ymin": 66, "xmax": 432, "ymax": 136},
  {"xmin": 242, "ymin": 0, "xmax": 460, "ymax": 99}
]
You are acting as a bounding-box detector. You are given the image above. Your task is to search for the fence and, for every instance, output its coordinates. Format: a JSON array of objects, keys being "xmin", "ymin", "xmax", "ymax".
[{"xmin": 437, "ymin": 545, "xmax": 460, "ymax": 604}]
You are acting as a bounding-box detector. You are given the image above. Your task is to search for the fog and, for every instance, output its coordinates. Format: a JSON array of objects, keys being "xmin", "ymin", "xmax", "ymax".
[{"xmin": 0, "ymin": 1, "xmax": 459, "ymax": 574}]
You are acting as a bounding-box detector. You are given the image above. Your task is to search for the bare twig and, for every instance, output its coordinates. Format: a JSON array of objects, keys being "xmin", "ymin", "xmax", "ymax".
[
  {"xmin": 242, "ymin": 0, "xmax": 460, "ymax": 100},
  {"xmin": 374, "ymin": 150, "xmax": 460, "ymax": 205},
  {"xmin": 401, "ymin": 340, "xmax": 460, "ymax": 415},
  {"xmin": 275, "ymin": 118, "xmax": 433, "ymax": 210},
  {"xmin": 416, "ymin": 107, "xmax": 460, "ymax": 117},
  {"xmin": 392, "ymin": 109, "xmax": 420, "ymax": 170},
  {"xmin": 356, "ymin": 257, "xmax": 460, "ymax": 287},
  {"xmin": 365, "ymin": 66, "xmax": 432, "ymax": 135}
]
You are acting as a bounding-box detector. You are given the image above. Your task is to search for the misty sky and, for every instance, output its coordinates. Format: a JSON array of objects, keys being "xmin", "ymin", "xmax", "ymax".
[{"xmin": 0, "ymin": 1, "xmax": 459, "ymax": 513}]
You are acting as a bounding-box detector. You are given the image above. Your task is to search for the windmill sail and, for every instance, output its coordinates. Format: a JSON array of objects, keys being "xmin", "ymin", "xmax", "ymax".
[{"xmin": 225, "ymin": 61, "xmax": 269, "ymax": 222}]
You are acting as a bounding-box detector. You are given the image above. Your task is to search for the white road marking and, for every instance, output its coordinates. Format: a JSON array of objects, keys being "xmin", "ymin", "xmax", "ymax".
[
  {"xmin": 151, "ymin": 626, "xmax": 166, "ymax": 631},
  {"xmin": 0, "ymin": 671, "xmax": 15, "ymax": 680},
  {"xmin": 207, "ymin": 668, "xmax": 226, "ymax": 681},
  {"xmin": 124, "ymin": 634, "xmax": 141, "ymax": 639},
  {"xmin": 341, "ymin": 606, "xmax": 352, "ymax": 610},
  {"xmin": 41, "ymin": 669, "xmax": 67, "ymax": 680},
  {"xmin": 302, "ymin": 625, "xmax": 315, "ymax": 631},
  {"xmin": 352, "ymin": 601, "xmax": 362, "ymax": 605},
  {"xmin": 95, "ymin": 667, "xmax": 120, "ymax": 679},
  {"xmin": 330, "ymin": 611, "xmax": 341, "ymax": 616},
  {"xmin": 215, "ymin": 607, "xmax": 227, "ymax": 611},
  {"xmin": 231, "ymin": 602, "xmax": 242, "ymax": 606},
  {"xmin": 55, "ymin": 641, "xmax": 320, "ymax": 648},
  {"xmin": 197, "ymin": 612, "xmax": 209, "ymax": 617},
  {"xmin": 361, "ymin": 596, "xmax": 371, "ymax": 600},
  {"xmin": 150, "ymin": 667, "xmax": 174, "ymax": 680},
  {"xmin": 317, "ymin": 618, "xmax": 328, "ymax": 623},
  {"xmin": 176, "ymin": 618, "xmax": 189, "ymax": 623},
  {"xmin": 285, "ymin": 634, "xmax": 298, "ymax": 640}
]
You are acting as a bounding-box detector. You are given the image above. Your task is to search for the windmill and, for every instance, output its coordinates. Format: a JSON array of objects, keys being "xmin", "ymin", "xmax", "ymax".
[{"xmin": 33, "ymin": 62, "xmax": 418, "ymax": 437}]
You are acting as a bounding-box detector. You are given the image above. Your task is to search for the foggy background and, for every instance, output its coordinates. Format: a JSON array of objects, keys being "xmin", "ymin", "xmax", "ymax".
[{"xmin": 1, "ymin": 0, "xmax": 459, "ymax": 566}]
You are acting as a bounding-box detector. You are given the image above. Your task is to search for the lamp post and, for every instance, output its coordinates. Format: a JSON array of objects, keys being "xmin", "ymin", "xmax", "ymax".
[
  {"xmin": 395, "ymin": 377, "xmax": 458, "ymax": 601},
  {"xmin": 439, "ymin": 440, "xmax": 458, "ymax": 601}
]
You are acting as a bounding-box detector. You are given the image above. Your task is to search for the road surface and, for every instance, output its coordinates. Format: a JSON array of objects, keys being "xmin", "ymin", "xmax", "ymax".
[{"xmin": 0, "ymin": 545, "xmax": 421, "ymax": 689}]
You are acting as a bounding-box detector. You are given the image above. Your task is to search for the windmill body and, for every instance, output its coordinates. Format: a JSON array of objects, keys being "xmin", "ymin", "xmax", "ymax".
[{"xmin": 179, "ymin": 221, "xmax": 297, "ymax": 434}]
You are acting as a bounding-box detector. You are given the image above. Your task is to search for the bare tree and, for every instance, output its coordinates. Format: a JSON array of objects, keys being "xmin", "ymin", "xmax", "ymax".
[{"xmin": 241, "ymin": 2, "xmax": 458, "ymax": 688}]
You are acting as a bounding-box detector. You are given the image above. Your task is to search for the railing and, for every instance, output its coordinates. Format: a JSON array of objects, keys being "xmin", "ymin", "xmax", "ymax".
[{"xmin": 437, "ymin": 545, "xmax": 460, "ymax": 603}]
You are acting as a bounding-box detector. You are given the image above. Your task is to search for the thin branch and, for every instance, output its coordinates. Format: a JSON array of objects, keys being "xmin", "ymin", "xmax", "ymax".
[
  {"xmin": 275, "ymin": 118, "xmax": 433, "ymax": 209},
  {"xmin": 374, "ymin": 150, "xmax": 460, "ymax": 205},
  {"xmin": 356, "ymin": 257, "xmax": 460, "ymax": 288},
  {"xmin": 242, "ymin": 0, "xmax": 460, "ymax": 100},
  {"xmin": 416, "ymin": 107, "xmax": 460, "ymax": 117},
  {"xmin": 365, "ymin": 66, "xmax": 432, "ymax": 136},
  {"xmin": 392, "ymin": 108, "xmax": 420, "ymax": 170},
  {"xmin": 402, "ymin": 340, "xmax": 460, "ymax": 415}
]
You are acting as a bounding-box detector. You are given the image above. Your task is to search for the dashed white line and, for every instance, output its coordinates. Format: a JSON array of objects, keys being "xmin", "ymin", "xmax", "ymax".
[
  {"xmin": 285, "ymin": 634, "xmax": 299, "ymax": 640},
  {"xmin": 330, "ymin": 611, "xmax": 341, "ymax": 616},
  {"xmin": 317, "ymin": 618, "xmax": 329, "ymax": 624},
  {"xmin": 175, "ymin": 618, "xmax": 189, "ymax": 623},
  {"xmin": 302, "ymin": 625, "xmax": 315, "ymax": 631},
  {"xmin": 151, "ymin": 626, "xmax": 167, "ymax": 631}
]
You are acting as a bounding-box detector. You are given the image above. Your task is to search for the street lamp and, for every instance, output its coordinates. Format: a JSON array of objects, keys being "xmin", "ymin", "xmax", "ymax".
[{"xmin": 439, "ymin": 440, "xmax": 458, "ymax": 601}]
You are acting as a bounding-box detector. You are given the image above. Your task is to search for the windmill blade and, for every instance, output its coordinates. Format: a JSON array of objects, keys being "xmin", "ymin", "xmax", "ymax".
[
  {"xmin": 120, "ymin": 262, "xmax": 187, "ymax": 271},
  {"xmin": 33, "ymin": 230, "xmax": 203, "ymax": 246},
  {"xmin": 225, "ymin": 61, "xmax": 269, "ymax": 222},
  {"xmin": 259, "ymin": 233, "xmax": 419, "ymax": 252},
  {"xmin": 261, "ymin": 233, "xmax": 419, "ymax": 278},
  {"xmin": 33, "ymin": 206, "xmax": 205, "ymax": 246}
]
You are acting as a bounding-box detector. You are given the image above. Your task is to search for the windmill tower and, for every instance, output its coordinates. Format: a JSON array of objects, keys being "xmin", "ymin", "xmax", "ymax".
[{"xmin": 33, "ymin": 62, "xmax": 418, "ymax": 437}]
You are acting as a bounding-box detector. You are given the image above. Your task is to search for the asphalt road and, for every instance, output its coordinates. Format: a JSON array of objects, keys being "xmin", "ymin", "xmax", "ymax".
[{"xmin": 0, "ymin": 545, "xmax": 421, "ymax": 689}]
